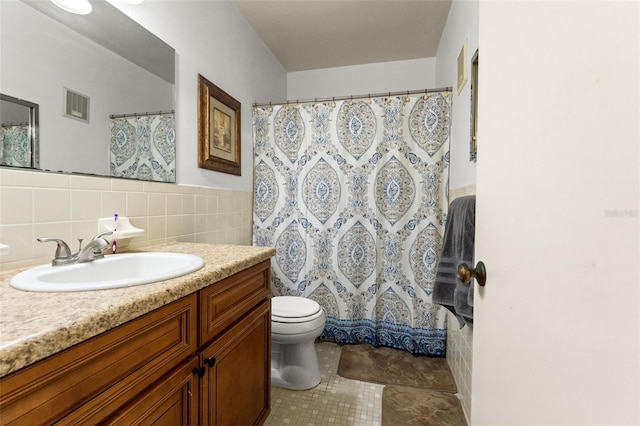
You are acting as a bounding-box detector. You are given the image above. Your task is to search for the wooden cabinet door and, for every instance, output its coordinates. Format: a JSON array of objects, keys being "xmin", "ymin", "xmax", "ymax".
[
  {"xmin": 200, "ymin": 300, "xmax": 271, "ymax": 426},
  {"xmin": 0, "ymin": 294, "xmax": 197, "ymax": 426},
  {"xmin": 199, "ymin": 260, "xmax": 271, "ymax": 345},
  {"xmin": 107, "ymin": 357, "xmax": 200, "ymax": 426}
]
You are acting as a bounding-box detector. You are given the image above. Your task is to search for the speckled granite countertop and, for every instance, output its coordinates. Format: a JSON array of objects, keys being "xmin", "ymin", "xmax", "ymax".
[{"xmin": 0, "ymin": 242, "xmax": 275, "ymax": 378}]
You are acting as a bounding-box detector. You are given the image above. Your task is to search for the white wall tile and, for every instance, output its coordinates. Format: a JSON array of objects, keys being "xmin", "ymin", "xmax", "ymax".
[
  {"xmin": 0, "ymin": 224, "xmax": 32, "ymax": 265},
  {"xmin": 70, "ymin": 220, "xmax": 100, "ymax": 243},
  {"xmin": 126, "ymin": 192, "xmax": 148, "ymax": 217},
  {"xmin": 112, "ymin": 178, "xmax": 144, "ymax": 192},
  {"xmin": 16, "ymin": 171, "xmax": 70, "ymax": 189},
  {"xmin": 195, "ymin": 195, "xmax": 206, "ymax": 214},
  {"xmin": 101, "ymin": 191, "xmax": 127, "ymax": 217},
  {"xmin": 207, "ymin": 195, "xmax": 218, "ymax": 214},
  {"xmin": 148, "ymin": 216, "xmax": 166, "ymax": 241},
  {"xmin": 181, "ymin": 194, "xmax": 195, "ymax": 214},
  {"xmin": 166, "ymin": 194, "xmax": 182, "ymax": 215},
  {"xmin": 71, "ymin": 190, "xmax": 102, "ymax": 221},
  {"xmin": 1, "ymin": 188, "xmax": 33, "ymax": 224},
  {"xmin": 166, "ymin": 215, "xmax": 181, "ymax": 238},
  {"xmin": 148, "ymin": 193, "xmax": 167, "ymax": 216},
  {"xmin": 181, "ymin": 215, "xmax": 195, "ymax": 235},
  {"xmin": 33, "ymin": 189, "xmax": 70, "ymax": 222},
  {"xmin": 69, "ymin": 175, "xmax": 111, "ymax": 190},
  {"xmin": 0, "ymin": 170, "xmax": 254, "ymax": 269}
]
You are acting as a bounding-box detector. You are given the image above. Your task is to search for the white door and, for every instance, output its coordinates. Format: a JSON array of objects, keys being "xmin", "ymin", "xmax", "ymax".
[{"xmin": 472, "ymin": 2, "xmax": 639, "ymax": 425}]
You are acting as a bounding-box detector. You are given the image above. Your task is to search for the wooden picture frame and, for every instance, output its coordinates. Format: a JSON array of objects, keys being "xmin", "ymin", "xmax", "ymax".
[
  {"xmin": 470, "ymin": 49, "xmax": 479, "ymax": 162},
  {"xmin": 457, "ymin": 42, "xmax": 468, "ymax": 94},
  {"xmin": 197, "ymin": 74, "xmax": 241, "ymax": 175}
]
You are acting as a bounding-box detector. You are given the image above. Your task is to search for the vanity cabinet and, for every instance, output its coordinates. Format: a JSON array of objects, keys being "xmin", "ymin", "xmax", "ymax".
[
  {"xmin": 109, "ymin": 357, "xmax": 200, "ymax": 425},
  {"xmin": 200, "ymin": 300, "xmax": 271, "ymax": 425},
  {"xmin": 0, "ymin": 259, "xmax": 272, "ymax": 426},
  {"xmin": 198, "ymin": 260, "xmax": 272, "ymax": 426},
  {"xmin": 0, "ymin": 294, "xmax": 198, "ymax": 425}
]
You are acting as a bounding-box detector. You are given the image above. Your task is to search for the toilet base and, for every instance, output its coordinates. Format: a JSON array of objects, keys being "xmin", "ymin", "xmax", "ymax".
[{"xmin": 271, "ymin": 340, "xmax": 321, "ymax": 390}]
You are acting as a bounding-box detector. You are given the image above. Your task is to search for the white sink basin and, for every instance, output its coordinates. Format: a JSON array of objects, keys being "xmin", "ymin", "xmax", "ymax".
[{"xmin": 10, "ymin": 252, "xmax": 205, "ymax": 292}]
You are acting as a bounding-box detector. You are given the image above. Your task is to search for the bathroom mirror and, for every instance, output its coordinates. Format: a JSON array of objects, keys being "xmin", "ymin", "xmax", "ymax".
[
  {"xmin": 0, "ymin": 0, "xmax": 176, "ymax": 182},
  {"xmin": 0, "ymin": 94, "xmax": 39, "ymax": 169}
]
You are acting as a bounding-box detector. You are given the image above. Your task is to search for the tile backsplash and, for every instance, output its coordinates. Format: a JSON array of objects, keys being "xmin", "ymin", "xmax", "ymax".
[{"xmin": 0, "ymin": 168, "xmax": 253, "ymax": 271}]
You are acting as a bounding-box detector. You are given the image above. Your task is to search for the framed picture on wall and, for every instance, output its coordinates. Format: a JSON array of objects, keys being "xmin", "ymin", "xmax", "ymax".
[
  {"xmin": 197, "ymin": 74, "xmax": 241, "ymax": 175},
  {"xmin": 470, "ymin": 49, "xmax": 479, "ymax": 162}
]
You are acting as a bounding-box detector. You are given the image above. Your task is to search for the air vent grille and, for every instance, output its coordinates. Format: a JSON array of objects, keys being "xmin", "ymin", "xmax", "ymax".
[{"xmin": 64, "ymin": 88, "xmax": 90, "ymax": 123}]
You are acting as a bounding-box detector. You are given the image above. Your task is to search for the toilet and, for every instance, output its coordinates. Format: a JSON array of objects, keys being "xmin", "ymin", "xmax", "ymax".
[{"xmin": 271, "ymin": 296, "xmax": 326, "ymax": 390}]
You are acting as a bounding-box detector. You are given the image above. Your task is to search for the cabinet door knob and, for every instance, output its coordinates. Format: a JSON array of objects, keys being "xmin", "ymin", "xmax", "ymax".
[
  {"xmin": 193, "ymin": 366, "xmax": 206, "ymax": 378},
  {"xmin": 204, "ymin": 357, "xmax": 216, "ymax": 368}
]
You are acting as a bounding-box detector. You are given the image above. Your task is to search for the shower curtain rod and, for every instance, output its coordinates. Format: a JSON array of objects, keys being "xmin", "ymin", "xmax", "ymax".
[
  {"xmin": 253, "ymin": 86, "xmax": 452, "ymax": 108},
  {"xmin": 109, "ymin": 109, "xmax": 175, "ymax": 119}
]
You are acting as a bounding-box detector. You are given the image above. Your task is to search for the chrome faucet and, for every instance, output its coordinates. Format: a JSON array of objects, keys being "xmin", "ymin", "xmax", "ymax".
[
  {"xmin": 38, "ymin": 231, "xmax": 113, "ymax": 266},
  {"xmin": 77, "ymin": 232, "xmax": 112, "ymax": 263}
]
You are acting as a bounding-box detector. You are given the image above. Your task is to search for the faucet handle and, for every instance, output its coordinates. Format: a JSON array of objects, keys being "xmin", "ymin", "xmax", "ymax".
[
  {"xmin": 36, "ymin": 237, "xmax": 72, "ymax": 259},
  {"xmin": 93, "ymin": 231, "xmax": 113, "ymax": 240}
]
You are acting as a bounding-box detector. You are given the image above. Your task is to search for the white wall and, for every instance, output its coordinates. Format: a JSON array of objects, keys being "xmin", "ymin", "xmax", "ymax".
[
  {"xmin": 435, "ymin": 0, "xmax": 478, "ymax": 190},
  {"xmin": 286, "ymin": 58, "xmax": 437, "ymax": 101},
  {"xmin": 111, "ymin": 0, "xmax": 287, "ymax": 191}
]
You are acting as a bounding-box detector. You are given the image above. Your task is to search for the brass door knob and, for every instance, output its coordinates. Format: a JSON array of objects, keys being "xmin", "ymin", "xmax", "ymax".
[{"xmin": 457, "ymin": 261, "xmax": 487, "ymax": 287}]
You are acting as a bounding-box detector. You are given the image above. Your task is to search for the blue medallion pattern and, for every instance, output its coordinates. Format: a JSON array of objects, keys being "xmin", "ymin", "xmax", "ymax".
[
  {"xmin": 110, "ymin": 114, "xmax": 176, "ymax": 182},
  {"xmin": 274, "ymin": 107, "xmax": 305, "ymax": 163},
  {"xmin": 302, "ymin": 158, "xmax": 340, "ymax": 224},
  {"xmin": 336, "ymin": 101, "xmax": 376, "ymax": 159},
  {"xmin": 375, "ymin": 157, "xmax": 415, "ymax": 225},
  {"xmin": 337, "ymin": 221, "xmax": 376, "ymax": 287},
  {"xmin": 275, "ymin": 221, "xmax": 306, "ymax": 283},
  {"xmin": 254, "ymin": 160, "xmax": 278, "ymax": 222},
  {"xmin": 253, "ymin": 92, "xmax": 452, "ymax": 355},
  {"xmin": 408, "ymin": 94, "xmax": 451, "ymax": 156},
  {"xmin": 409, "ymin": 223, "xmax": 442, "ymax": 294},
  {"xmin": 0, "ymin": 125, "xmax": 31, "ymax": 167}
]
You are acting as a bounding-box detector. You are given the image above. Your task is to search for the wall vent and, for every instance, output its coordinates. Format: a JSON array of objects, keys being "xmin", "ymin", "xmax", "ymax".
[{"xmin": 63, "ymin": 88, "xmax": 90, "ymax": 123}]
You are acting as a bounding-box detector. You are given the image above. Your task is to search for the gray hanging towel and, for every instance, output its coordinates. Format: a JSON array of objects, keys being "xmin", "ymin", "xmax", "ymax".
[{"xmin": 433, "ymin": 195, "xmax": 476, "ymax": 327}]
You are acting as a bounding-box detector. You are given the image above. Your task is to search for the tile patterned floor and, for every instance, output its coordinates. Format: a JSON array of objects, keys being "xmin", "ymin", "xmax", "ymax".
[{"xmin": 265, "ymin": 341, "xmax": 383, "ymax": 426}]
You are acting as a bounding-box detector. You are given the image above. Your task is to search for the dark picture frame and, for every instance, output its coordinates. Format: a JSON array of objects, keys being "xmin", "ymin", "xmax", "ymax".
[{"xmin": 197, "ymin": 74, "xmax": 241, "ymax": 175}]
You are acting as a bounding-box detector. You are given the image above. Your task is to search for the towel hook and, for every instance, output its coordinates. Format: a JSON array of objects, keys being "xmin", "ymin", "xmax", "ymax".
[{"xmin": 458, "ymin": 261, "xmax": 487, "ymax": 287}]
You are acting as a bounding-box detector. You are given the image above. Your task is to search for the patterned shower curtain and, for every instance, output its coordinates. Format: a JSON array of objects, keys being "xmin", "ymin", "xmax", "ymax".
[
  {"xmin": 109, "ymin": 113, "xmax": 176, "ymax": 182},
  {"xmin": 252, "ymin": 92, "xmax": 451, "ymax": 355},
  {"xmin": 1, "ymin": 124, "xmax": 31, "ymax": 167}
]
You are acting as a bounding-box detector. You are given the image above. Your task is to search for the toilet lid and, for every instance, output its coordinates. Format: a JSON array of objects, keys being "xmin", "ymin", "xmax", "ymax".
[{"xmin": 272, "ymin": 296, "xmax": 322, "ymax": 321}]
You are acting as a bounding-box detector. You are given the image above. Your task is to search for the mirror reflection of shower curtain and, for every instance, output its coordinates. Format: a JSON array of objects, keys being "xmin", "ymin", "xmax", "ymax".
[
  {"xmin": 109, "ymin": 113, "xmax": 176, "ymax": 182},
  {"xmin": 1, "ymin": 124, "xmax": 31, "ymax": 167},
  {"xmin": 252, "ymin": 92, "xmax": 452, "ymax": 355}
]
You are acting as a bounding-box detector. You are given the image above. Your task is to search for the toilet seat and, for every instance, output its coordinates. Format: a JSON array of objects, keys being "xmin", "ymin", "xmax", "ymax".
[{"xmin": 272, "ymin": 296, "xmax": 323, "ymax": 324}]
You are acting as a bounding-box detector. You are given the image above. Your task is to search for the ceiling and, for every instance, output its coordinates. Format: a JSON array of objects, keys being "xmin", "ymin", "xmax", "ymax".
[{"xmin": 233, "ymin": 0, "xmax": 452, "ymax": 72}]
